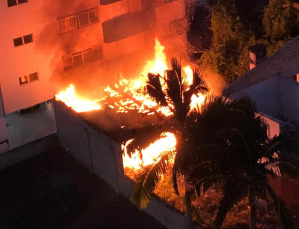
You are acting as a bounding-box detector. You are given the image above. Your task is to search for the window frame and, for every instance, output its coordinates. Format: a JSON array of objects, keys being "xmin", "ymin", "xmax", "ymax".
[
  {"xmin": 19, "ymin": 72, "xmax": 39, "ymax": 86},
  {"xmin": 62, "ymin": 46, "xmax": 103, "ymax": 71},
  {"xmin": 13, "ymin": 34, "xmax": 33, "ymax": 47},
  {"xmin": 58, "ymin": 7, "xmax": 99, "ymax": 34}
]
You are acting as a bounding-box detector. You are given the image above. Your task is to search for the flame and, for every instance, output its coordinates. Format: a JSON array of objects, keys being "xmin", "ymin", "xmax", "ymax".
[
  {"xmin": 142, "ymin": 38, "xmax": 168, "ymax": 77},
  {"xmin": 55, "ymin": 38, "xmax": 207, "ymax": 178},
  {"xmin": 55, "ymin": 84, "xmax": 101, "ymax": 112},
  {"xmin": 122, "ymin": 132, "xmax": 176, "ymax": 176}
]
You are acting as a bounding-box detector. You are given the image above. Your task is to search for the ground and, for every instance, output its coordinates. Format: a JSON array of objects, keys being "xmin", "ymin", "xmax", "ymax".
[{"xmin": 0, "ymin": 147, "xmax": 166, "ymax": 229}]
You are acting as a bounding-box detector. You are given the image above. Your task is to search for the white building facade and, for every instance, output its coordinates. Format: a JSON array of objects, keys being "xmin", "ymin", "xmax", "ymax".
[{"xmin": 0, "ymin": 0, "xmax": 187, "ymax": 151}]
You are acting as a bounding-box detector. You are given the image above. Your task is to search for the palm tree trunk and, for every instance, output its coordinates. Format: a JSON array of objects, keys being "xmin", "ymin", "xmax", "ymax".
[
  {"xmin": 185, "ymin": 189, "xmax": 193, "ymax": 229},
  {"xmin": 250, "ymin": 205, "xmax": 257, "ymax": 229}
]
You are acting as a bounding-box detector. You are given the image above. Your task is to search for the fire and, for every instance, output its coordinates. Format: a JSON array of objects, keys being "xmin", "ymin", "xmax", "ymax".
[
  {"xmin": 55, "ymin": 38, "xmax": 207, "ymax": 177},
  {"xmin": 142, "ymin": 38, "xmax": 168, "ymax": 77},
  {"xmin": 55, "ymin": 84, "xmax": 101, "ymax": 112},
  {"xmin": 122, "ymin": 132, "xmax": 176, "ymax": 174}
]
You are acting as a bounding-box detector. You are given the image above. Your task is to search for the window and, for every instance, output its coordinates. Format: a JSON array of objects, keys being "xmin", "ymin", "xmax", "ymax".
[
  {"xmin": 58, "ymin": 7, "xmax": 99, "ymax": 33},
  {"xmin": 7, "ymin": 0, "xmax": 27, "ymax": 7},
  {"xmin": 13, "ymin": 34, "xmax": 33, "ymax": 47},
  {"xmin": 100, "ymin": 0, "xmax": 121, "ymax": 5},
  {"xmin": 19, "ymin": 72, "xmax": 39, "ymax": 85},
  {"xmin": 62, "ymin": 46, "xmax": 103, "ymax": 71}
]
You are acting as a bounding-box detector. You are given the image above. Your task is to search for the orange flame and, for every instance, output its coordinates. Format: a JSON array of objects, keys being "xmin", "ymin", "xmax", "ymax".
[
  {"xmin": 122, "ymin": 132, "xmax": 176, "ymax": 174},
  {"xmin": 55, "ymin": 84, "xmax": 101, "ymax": 112},
  {"xmin": 55, "ymin": 39, "xmax": 207, "ymax": 177}
]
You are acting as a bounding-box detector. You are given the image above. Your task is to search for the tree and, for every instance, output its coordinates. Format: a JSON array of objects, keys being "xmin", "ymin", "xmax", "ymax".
[
  {"xmin": 198, "ymin": 2, "xmax": 252, "ymax": 82},
  {"xmin": 197, "ymin": 0, "xmax": 299, "ymax": 83},
  {"xmin": 124, "ymin": 57, "xmax": 208, "ymax": 228},
  {"xmin": 263, "ymin": 0, "xmax": 299, "ymax": 55},
  {"xmin": 180, "ymin": 97, "xmax": 299, "ymax": 229}
]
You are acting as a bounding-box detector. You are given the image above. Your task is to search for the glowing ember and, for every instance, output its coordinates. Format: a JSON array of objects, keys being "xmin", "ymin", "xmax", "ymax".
[
  {"xmin": 122, "ymin": 132, "xmax": 176, "ymax": 172},
  {"xmin": 55, "ymin": 84, "xmax": 101, "ymax": 112}
]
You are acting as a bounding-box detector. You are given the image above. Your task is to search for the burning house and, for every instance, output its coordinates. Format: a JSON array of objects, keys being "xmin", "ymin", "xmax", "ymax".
[{"xmin": 0, "ymin": 0, "xmax": 189, "ymax": 151}]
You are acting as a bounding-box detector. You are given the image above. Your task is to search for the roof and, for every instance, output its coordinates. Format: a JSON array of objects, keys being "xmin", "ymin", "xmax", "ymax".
[{"xmin": 223, "ymin": 35, "xmax": 299, "ymax": 95}]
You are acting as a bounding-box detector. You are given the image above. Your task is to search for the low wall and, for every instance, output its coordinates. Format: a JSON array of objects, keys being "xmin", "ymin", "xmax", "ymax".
[
  {"xmin": 0, "ymin": 133, "xmax": 59, "ymax": 170},
  {"xmin": 54, "ymin": 100, "xmax": 200, "ymax": 229}
]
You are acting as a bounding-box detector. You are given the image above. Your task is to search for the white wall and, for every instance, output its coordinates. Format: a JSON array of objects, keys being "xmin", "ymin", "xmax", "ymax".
[
  {"xmin": 230, "ymin": 76, "xmax": 281, "ymax": 118},
  {"xmin": 278, "ymin": 76, "xmax": 299, "ymax": 124},
  {"xmin": 0, "ymin": 0, "xmax": 55, "ymax": 113}
]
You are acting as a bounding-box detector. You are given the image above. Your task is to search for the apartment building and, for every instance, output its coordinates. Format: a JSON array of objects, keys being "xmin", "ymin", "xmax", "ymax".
[{"xmin": 0, "ymin": 0, "xmax": 187, "ymax": 151}]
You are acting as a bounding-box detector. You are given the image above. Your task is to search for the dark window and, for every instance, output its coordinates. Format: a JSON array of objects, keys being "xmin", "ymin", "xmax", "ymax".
[
  {"xmin": 19, "ymin": 76, "xmax": 28, "ymax": 85},
  {"xmin": 13, "ymin": 37, "xmax": 23, "ymax": 47},
  {"xmin": 100, "ymin": 0, "xmax": 121, "ymax": 5},
  {"xmin": 78, "ymin": 12, "xmax": 89, "ymax": 27},
  {"xmin": 89, "ymin": 10, "xmax": 98, "ymax": 23},
  {"xmin": 83, "ymin": 50, "xmax": 94, "ymax": 64},
  {"xmin": 73, "ymin": 54, "xmax": 83, "ymax": 67},
  {"xmin": 93, "ymin": 47, "xmax": 102, "ymax": 60},
  {"xmin": 29, "ymin": 72, "xmax": 38, "ymax": 82},
  {"xmin": 19, "ymin": 72, "xmax": 39, "ymax": 85},
  {"xmin": 7, "ymin": 0, "xmax": 17, "ymax": 7},
  {"xmin": 63, "ymin": 57, "xmax": 73, "ymax": 71},
  {"xmin": 23, "ymin": 34, "xmax": 33, "ymax": 44},
  {"xmin": 13, "ymin": 34, "xmax": 33, "ymax": 47},
  {"xmin": 7, "ymin": 0, "xmax": 27, "ymax": 7}
]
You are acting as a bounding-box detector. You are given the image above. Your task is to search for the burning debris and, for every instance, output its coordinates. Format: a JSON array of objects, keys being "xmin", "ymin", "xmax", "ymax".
[{"xmin": 55, "ymin": 39, "xmax": 207, "ymax": 179}]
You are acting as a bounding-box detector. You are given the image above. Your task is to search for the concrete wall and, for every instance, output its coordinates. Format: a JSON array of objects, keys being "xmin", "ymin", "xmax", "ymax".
[
  {"xmin": 277, "ymin": 76, "xmax": 299, "ymax": 124},
  {"xmin": 0, "ymin": 0, "xmax": 55, "ymax": 113},
  {"xmin": 55, "ymin": 100, "xmax": 122, "ymax": 192},
  {"xmin": 230, "ymin": 75, "xmax": 299, "ymax": 125},
  {"xmin": 230, "ymin": 76, "xmax": 281, "ymax": 119},
  {"xmin": 54, "ymin": 100, "xmax": 201, "ymax": 229}
]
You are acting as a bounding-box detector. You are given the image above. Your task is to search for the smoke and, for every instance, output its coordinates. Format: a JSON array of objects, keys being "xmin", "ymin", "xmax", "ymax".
[
  {"xmin": 201, "ymin": 68, "xmax": 227, "ymax": 96},
  {"xmin": 34, "ymin": 0, "xmax": 225, "ymax": 99}
]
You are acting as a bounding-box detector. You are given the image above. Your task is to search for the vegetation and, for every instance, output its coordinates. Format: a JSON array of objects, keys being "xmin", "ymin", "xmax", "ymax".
[
  {"xmin": 197, "ymin": 0, "xmax": 299, "ymax": 83},
  {"xmin": 126, "ymin": 90, "xmax": 299, "ymax": 228},
  {"xmin": 122, "ymin": 57, "xmax": 299, "ymax": 228},
  {"xmin": 124, "ymin": 57, "xmax": 208, "ymax": 229},
  {"xmin": 180, "ymin": 97, "xmax": 299, "ymax": 229}
]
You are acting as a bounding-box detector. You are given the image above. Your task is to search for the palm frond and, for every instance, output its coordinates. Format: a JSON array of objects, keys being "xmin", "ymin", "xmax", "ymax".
[
  {"xmin": 123, "ymin": 124, "xmax": 169, "ymax": 157},
  {"xmin": 166, "ymin": 69, "xmax": 187, "ymax": 122},
  {"xmin": 267, "ymin": 183, "xmax": 294, "ymax": 229},
  {"xmin": 131, "ymin": 152, "xmax": 170, "ymax": 208},
  {"xmin": 214, "ymin": 180, "xmax": 249, "ymax": 229},
  {"xmin": 171, "ymin": 57, "xmax": 182, "ymax": 82},
  {"xmin": 146, "ymin": 73, "xmax": 168, "ymax": 106},
  {"xmin": 192, "ymin": 174, "xmax": 227, "ymax": 195},
  {"xmin": 192, "ymin": 69, "xmax": 208, "ymax": 94}
]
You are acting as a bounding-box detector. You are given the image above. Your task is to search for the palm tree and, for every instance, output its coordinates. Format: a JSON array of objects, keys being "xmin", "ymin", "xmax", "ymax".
[
  {"xmin": 123, "ymin": 57, "xmax": 208, "ymax": 226},
  {"xmin": 179, "ymin": 96, "xmax": 299, "ymax": 229}
]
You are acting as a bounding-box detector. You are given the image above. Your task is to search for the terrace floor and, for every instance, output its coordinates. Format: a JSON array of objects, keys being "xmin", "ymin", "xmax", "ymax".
[{"xmin": 0, "ymin": 147, "xmax": 166, "ymax": 229}]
